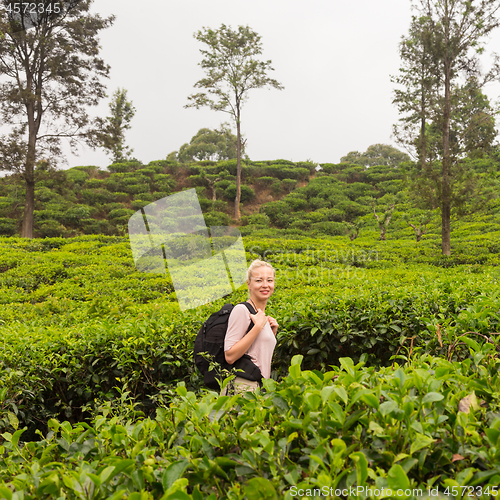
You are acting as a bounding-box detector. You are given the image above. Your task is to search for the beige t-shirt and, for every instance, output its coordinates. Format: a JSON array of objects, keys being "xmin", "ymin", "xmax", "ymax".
[{"xmin": 224, "ymin": 303, "xmax": 277, "ymax": 379}]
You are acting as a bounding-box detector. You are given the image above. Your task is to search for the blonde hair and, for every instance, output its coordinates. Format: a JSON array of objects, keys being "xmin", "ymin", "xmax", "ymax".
[{"xmin": 246, "ymin": 259, "xmax": 275, "ymax": 282}]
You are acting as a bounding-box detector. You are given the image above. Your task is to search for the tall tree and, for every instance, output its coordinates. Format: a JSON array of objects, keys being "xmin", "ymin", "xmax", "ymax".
[
  {"xmin": 96, "ymin": 87, "xmax": 136, "ymax": 163},
  {"xmin": 392, "ymin": 15, "xmax": 440, "ymax": 169},
  {"xmin": 0, "ymin": 0, "xmax": 114, "ymax": 237},
  {"xmin": 393, "ymin": 0, "xmax": 500, "ymax": 255},
  {"xmin": 186, "ymin": 24, "xmax": 283, "ymax": 219}
]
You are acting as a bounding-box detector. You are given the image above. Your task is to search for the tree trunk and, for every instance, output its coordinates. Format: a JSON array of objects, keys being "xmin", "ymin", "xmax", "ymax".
[
  {"xmin": 21, "ymin": 175, "xmax": 35, "ymax": 238},
  {"xmin": 21, "ymin": 100, "xmax": 38, "ymax": 238},
  {"xmin": 234, "ymin": 111, "xmax": 241, "ymax": 220},
  {"xmin": 420, "ymin": 63, "xmax": 427, "ymax": 171},
  {"xmin": 441, "ymin": 3, "xmax": 452, "ymax": 256}
]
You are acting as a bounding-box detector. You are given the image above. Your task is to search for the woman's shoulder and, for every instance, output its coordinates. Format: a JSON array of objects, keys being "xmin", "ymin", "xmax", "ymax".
[
  {"xmin": 229, "ymin": 302, "xmax": 253, "ymax": 319},
  {"xmin": 234, "ymin": 301, "xmax": 252, "ymax": 310}
]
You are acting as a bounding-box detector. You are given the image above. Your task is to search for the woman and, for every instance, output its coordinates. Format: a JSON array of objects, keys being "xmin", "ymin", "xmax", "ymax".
[{"xmin": 223, "ymin": 259, "xmax": 279, "ymax": 394}]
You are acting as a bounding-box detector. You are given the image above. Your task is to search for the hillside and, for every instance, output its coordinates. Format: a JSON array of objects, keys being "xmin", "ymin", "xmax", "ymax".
[{"xmin": 2, "ymin": 154, "xmax": 500, "ymax": 244}]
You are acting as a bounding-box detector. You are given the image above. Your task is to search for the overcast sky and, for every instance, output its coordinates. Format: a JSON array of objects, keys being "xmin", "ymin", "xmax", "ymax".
[{"xmin": 63, "ymin": 0, "xmax": 500, "ymax": 169}]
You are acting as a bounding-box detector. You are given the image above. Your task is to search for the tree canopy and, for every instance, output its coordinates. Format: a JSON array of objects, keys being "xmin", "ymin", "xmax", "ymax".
[
  {"xmin": 176, "ymin": 123, "xmax": 243, "ymax": 163},
  {"xmin": 96, "ymin": 88, "xmax": 136, "ymax": 164},
  {"xmin": 340, "ymin": 144, "xmax": 410, "ymax": 167}
]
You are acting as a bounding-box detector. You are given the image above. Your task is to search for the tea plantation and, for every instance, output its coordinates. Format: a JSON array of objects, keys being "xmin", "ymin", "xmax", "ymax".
[
  {"xmin": 1, "ymin": 152, "xmax": 500, "ymax": 498},
  {"xmin": 1, "ymin": 222, "xmax": 500, "ymax": 498}
]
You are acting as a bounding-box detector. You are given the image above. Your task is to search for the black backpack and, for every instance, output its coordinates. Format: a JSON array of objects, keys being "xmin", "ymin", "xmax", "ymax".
[{"xmin": 194, "ymin": 302, "xmax": 263, "ymax": 390}]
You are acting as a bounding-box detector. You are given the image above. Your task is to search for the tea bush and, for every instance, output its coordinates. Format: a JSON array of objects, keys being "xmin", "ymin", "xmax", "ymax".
[
  {"xmin": 2, "ymin": 232, "xmax": 500, "ymax": 442},
  {"xmin": 2, "ymin": 349, "xmax": 500, "ymax": 497}
]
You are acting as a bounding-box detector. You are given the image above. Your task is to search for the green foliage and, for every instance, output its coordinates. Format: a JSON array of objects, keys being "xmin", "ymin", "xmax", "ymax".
[
  {"xmin": 81, "ymin": 189, "xmax": 116, "ymax": 205},
  {"xmin": 177, "ymin": 123, "xmax": 242, "ymax": 163},
  {"xmin": 224, "ymin": 184, "xmax": 255, "ymax": 202},
  {"xmin": 65, "ymin": 168, "xmax": 89, "ymax": 184},
  {"xmin": 204, "ymin": 211, "xmax": 232, "ymax": 227},
  {"xmin": 35, "ymin": 220, "xmax": 67, "ymax": 238},
  {"xmin": 0, "ymin": 218, "xmax": 17, "ymax": 236},
  {"xmin": 97, "ymin": 88, "xmax": 136, "ymax": 163},
  {"xmin": 340, "ymin": 143, "xmax": 410, "ymax": 167},
  {"xmin": 2, "ymin": 349, "xmax": 500, "ymax": 496}
]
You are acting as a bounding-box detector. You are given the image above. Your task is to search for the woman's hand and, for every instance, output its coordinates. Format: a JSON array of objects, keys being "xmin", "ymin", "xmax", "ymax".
[
  {"xmin": 250, "ymin": 308, "xmax": 268, "ymax": 330},
  {"xmin": 267, "ymin": 316, "xmax": 279, "ymax": 336}
]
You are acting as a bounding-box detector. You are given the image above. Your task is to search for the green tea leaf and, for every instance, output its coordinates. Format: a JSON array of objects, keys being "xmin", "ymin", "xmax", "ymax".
[
  {"xmin": 387, "ymin": 464, "xmax": 410, "ymax": 491},
  {"xmin": 244, "ymin": 477, "xmax": 278, "ymax": 500},
  {"xmin": 162, "ymin": 460, "xmax": 189, "ymax": 492},
  {"xmin": 350, "ymin": 451, "xmax": 368, "ymax": 485},
  {"xmin": 422, "ymin": 392, "xmax": 444, "ymax": 404},
  {"xmin": 410, "ymin": 433, "xmax": 434, "ymax": 454}
]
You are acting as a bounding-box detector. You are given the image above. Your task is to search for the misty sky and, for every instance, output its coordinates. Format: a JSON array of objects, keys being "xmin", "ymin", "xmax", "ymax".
[{"xmin": 63, "ymin": 0, "xmax": 500, "ymax": 169}]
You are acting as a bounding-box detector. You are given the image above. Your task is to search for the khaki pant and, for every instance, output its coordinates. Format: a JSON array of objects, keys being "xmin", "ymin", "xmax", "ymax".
[{"xmin": 220, "ymin": 376, "xmax": 260, "ymax": 395}]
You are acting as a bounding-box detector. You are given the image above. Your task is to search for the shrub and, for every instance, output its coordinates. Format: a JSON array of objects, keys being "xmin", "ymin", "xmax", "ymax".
[
  {"xmin": 80, "ymin": 219, "xmax": 116, "ymax": 235},
  {"xmin": 65, "ymin": 168, "xmax": 89, "ymax": 184},
  {"xmin": 241, "ymin": 213, "xmax": 270, "ymax": 226},
  {"xmin": 187, "ymin": 165, "xmax": 201, "ymax": 175},
  {"xmin": 345, "ymin": 182, "xmax": 377, "ymax": 200},
  {"xmin": 35, "ymin": 186, "xmax": 53, "ymax": 202},
  {"xmin": 133, "ymin": 192, "xmax": 153, "ymax": 202},
  {"xmin": 204, "ymin": 211, "xmax": 232, "ymax": 226},
  {"xmin": 315, "ymin": 207, "xmax": 343, "ymax": 222},
  {"xmin": 271, "ymin": 158, "xmax": 294, "ymax": 165},
  {"xmin": 215, "ymin": 179, "xmax": 231, "ymax": 190},
  {"xmin": 107, "ymin": 162, "xmax": 142, "ymax": 173},
  {"xmin": 260, "ymin": 201, "xmax": 291, "ymax": 228},
  {"xmin": 224, "ymin": 184, "xmax": 256, "ymax": 202},
  {"xmin": 187, "ymin": 174, "xmax": 206, "ymax": 187},
  {"xmin": 254, "ymin": 176, "xmax": 275, "ymax": 188},
  {"xmin": 81, "ymin": 189, "xmax": 116, "ymax": 205},
  {"xmin": 84, "ymin": 178, "xmax": 106, "ymax": 189},
  {"xmin": 114, "ymin": 192, "xmax": 130, "ymax": 202},
  {"xmin": 36, "ymin": 220, "xmax": 67, "ymax": 238},
  {"xmin": 270, "ymin": 179, "xmax": 282, "ymax": 196},
  {"xmin": 289, "ymin": 218, "xmax": 310, "ymax": 231},
  {"xmin": 130, "ymin": 200, "xmax": 148, "ymax": 210},
  {"xmin": 283, "ymin": 195, "xmax": 308, "ymax": 211},
  {"xmin": 108, "ymin": 208, "xmax": 135, "ymax": 220},
  {"xmin": 0, "ymin": 218, "xmax": 17, "ymax": 236},
  {"xmin": 215, "ymin": 158, "xmax": 238, "ymax": 175},
  {"xmin": 147, "ymin": 160, "xmax": 178, "ymax": 174},
  {"xmin": 281, "ymin": 178, "xmax": 298, "ymax": 193},
  {"xmin": 62, "ymin": 205, "xmax": 91, "ymax": 226},
  {"xmin": 309, "ymin": 196, "xmax": 329, "ymax": 210},
  {"xmin": 33, "ymin": 209, "xmax": 65, "ymax": 223},
  {"xmin": 312, "ymin": 220, "xmax": 347, "ymax": 236},
  {"xmin": 198, "ymin": 198, "xmax": 212, "ymax": 211},
  {"xmin": 122, "ymin": 184, "xmax": 147, "ymax": 195},
  {"xmin": 152, "ymin": 174, "xmax": 175, "ymax": 193}
]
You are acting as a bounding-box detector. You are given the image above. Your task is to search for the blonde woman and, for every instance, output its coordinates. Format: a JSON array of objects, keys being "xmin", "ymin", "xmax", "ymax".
[{"xmin": 223, "ymin": 259, "xmax": 279, "ymax": 394}]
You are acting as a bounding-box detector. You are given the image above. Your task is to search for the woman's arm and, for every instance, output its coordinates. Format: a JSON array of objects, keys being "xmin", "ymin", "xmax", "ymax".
[{"xmin": 224, "ymin": 308, "xmax": 267, "ymax": 365}]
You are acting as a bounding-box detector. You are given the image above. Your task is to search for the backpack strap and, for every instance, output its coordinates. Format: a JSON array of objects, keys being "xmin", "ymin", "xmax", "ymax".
[
  {"xmin": 239, "ymin": 301, "xmax": 256, "ymax": 331},
  {"xmin": 231, "ymin": 301, "xmax": 263, "ymax": 384}
]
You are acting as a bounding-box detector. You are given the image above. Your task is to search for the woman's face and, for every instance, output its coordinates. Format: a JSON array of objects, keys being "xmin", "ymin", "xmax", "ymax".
[{"xmin": 247, "ymin": 266, "xmax": 275, "ymax": 302}]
